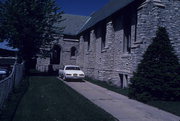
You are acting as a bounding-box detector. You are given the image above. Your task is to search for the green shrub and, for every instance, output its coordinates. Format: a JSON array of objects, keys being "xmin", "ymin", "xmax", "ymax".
[{"xmin": 129, "ymin": 27, "xmax": 180, "ymax": 102}]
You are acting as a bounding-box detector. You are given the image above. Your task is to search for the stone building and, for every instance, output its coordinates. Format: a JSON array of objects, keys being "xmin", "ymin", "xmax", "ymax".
[
  {"xmin": 76, "ymin": 0, "xmax": 180, "ymax": 87},
  {"xmin": 36, "ymin": 0, "xmax": 180, "ymax": 87},
  {"xmin": 36, "ymin": 14, "xmax": 89, "ymax": 72}
]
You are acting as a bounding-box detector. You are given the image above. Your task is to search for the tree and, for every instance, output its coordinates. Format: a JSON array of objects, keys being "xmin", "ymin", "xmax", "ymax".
[
  {"xmin": 0, "ymin": 0, "xmax": 63, "ymax": 73},
  {"xmin": 128, "ymin": 27, "xmax": 180, "ymax": 102}
]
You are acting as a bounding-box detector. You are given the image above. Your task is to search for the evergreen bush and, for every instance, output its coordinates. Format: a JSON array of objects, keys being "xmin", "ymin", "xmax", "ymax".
[{"xmin": 128, "ymin": 27, "xmax": 180, "ymax": 102}]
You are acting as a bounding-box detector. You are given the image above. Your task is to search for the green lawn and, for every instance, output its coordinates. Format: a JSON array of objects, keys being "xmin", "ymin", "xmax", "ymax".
[
  {"xmin": 85, "ymin": 77, "xmax": 129, "ymax": 96},
  {"xmin": 0, "ymin": 77, "xmax": 29, "ymax": 121},
  {"xmin": 13, "ymin": 76, "xmax": 116, "ymax": 121},
  {"xmin": 147, "ymin": 101, "xmax": 180, "ymax": 116},
  {"xmin": 85, "ymin": 77, "xmax": 180, "ymax": 116}
]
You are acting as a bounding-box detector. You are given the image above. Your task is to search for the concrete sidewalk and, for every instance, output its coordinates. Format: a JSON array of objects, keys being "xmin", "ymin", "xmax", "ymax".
[{"xmin": 58, "ymin": 78, "xmax": 180, "ymax": 121}]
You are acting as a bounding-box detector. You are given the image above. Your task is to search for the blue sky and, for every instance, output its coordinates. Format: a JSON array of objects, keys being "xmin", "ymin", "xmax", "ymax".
[
  {"xmin": 1, "ymin": 0, "xmax": 110, "ymax": 50},
  {"xmin": 56, "ymin": 0, "xmax": 110, "ymax": 16},
  {"xmin": 0, "ymin": 41, "xmax": 18, "ymax": 51}
]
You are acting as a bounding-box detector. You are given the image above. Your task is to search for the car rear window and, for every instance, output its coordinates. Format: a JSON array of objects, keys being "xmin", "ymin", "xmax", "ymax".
[{"xmin": 65, "ymin": 67, "xmax": 80, "ymax": 70}]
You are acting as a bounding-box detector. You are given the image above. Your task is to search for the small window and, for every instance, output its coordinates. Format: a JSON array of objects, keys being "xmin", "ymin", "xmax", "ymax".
[
  {"xmin": 50, "ymin": 45, "xmax": 61, "ymax": 64},
  {"xmin": 119, "ymin": 74, "xmax": 129, "ymax": 88},
  {"xmin": 123, "ymin": 11, "xmax": 132, "ymax": 53},
  {"xmin": 65, "ymin": 67, "xmax": 80, "ymax": 70},
  {"xmin": 71, "ymin": 47, "xmax": 77, "ymax": 57},
  {"xmin": 119, "ymin": 74, "xmax": 124, "ymax": 88},
  {"xmin": 101, "ymin": 24, "xmax": 106, "ymax": 50},
  {"xmin": 83, "ymin": 33, "xmax": 90, "ymax": 51}
]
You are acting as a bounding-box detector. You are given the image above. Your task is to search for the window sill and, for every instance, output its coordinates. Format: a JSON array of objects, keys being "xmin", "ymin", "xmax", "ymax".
[
  {"xmin": 101, "ymin": 46, "xmax": 109, "ymax": 53},
  {"xmin": 121, "ymin": 53, "xmax": 131, "ymax": 58},
  {"xmin": 133, "ymin": 41, "xmax": 143, "ymax": 45},
  {"xmin": 70, "ymin": 56, "xmax": 76, "ymax": 60},
  {"xmin": 101, "ymin": 49, "xmax": 107, "ymax": 53},
  {"xmin": 131, "ymin": 44, "xmax": 140, "ymax": 49},
  {"xmin": 86, "ymin": 51, "xmax": 90, "ymax": 55}
]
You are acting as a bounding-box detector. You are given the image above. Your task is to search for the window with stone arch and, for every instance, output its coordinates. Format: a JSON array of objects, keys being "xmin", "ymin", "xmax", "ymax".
[
  {"xmin": 50, "ymin": 45, "xmax": 61, "ymax": 64},
  {"xmin": 123, "ymin": 9, "xmax": 132, "ymax": 53},
  {"xmin": 101, "ymin": 23, "xmax": 106, "ymax": 50},
  {"xmin": 84, "ymin": 33, "xmax": 90, "ymax": 51},
  {"xmin": 71, "ymin": 46, "xmax": 77, "ymax": 57}
]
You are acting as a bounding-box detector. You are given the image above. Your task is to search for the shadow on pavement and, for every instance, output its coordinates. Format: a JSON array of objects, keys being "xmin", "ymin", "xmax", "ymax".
[
  {"xmin": 57, "ymin": 77, "xmax": 85, "ymax": 83},
  {"xmin": 28, "ymin": 70, "xmax": 58, "ymax": 76},
  {"xmin": 65, "ymin": 79, "xmax": 85, "ymax": 82}
]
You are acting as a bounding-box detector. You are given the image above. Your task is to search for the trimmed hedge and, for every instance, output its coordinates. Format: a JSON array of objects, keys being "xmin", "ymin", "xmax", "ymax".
[{"xmin": 129, "ymin": 27, "xmax": 180, "ymax": 102}]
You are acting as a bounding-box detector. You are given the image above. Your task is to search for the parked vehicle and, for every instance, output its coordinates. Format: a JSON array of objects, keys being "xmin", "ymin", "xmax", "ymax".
[{"xmin": 59, "ymin": 65, "xmax": 85, "ymax": 81}]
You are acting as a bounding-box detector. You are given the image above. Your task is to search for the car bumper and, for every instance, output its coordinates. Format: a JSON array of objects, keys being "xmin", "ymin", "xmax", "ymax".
[{"xmin": 65, "ymin": 75, "xmax": 85, "ymax": 80}]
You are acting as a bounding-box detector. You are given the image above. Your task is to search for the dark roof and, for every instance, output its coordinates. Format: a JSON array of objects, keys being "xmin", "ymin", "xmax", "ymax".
[
  {"xmin": 78, "ymin": 0, "xmax": 135, "ymax": 33},
  {"xmin": 56, "ymin": 14, "xmax": 90, "ymax": 36}
]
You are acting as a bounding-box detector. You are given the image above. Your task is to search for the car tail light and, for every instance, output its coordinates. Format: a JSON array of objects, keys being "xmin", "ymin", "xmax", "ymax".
[
  {"xmin": 79, "ymin": 74, "xmax": 84, "ymax": 76},
  {"xmin": 66, "ymin": 74, "xmax": 71, "ymax": 76},
  {"xmin": 73, "ymin": 74, "xmax": 78, "ymax": 76}
]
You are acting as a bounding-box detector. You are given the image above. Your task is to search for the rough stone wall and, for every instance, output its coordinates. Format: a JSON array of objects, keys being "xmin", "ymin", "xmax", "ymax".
[
  {"xmin": 36, "ymin": 0, "xmax": 180, "ymax": 85},
  {"xmin": 78, "ymin": 8, "xmax": 138, "ymax": 87},
  {"xmin": 158, "ymin": 0, "xmax": 180, "ymax": 59},
  {"xmin": 77, "ymin": 0, "xmax": 180, "ymax": 87},
  {"xmin": 85, "ymin": 30, "xmax": 96, "ymax": 78},
  {"xmin": 131, "ymin": 0, "xmax": 161, "ymax": 73},
  {"xmin": 109, "ymin": 8, "xmax": 138, "ymax": 87},
  {"xmin": 36, "ymin": 58, "xmax": 50, "ymax": 72},
  {"xmin": 36, "ymin": 36, "xmax": 79, "ymax": 72},
  {"xmin": 132, "ymin": 0, "xmax": 180, "ymax": 72},
  {"xmin": 59, "ymin": 37, "xmax": 79, "ymax": 70},
  {"xmin": 76, "ymin": 36, "xmax": 85, "ymax": 69}
]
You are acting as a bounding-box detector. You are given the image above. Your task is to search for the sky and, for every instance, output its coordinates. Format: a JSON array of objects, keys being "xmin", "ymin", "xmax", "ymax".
[
  {"xmin": 0, "ymin": 41, "xmax": 18, "ymax": 51},
  {"xmin": 56, "ymin": 0, "xmax": 110, "ymax": 16},
  {"xmin": 1, "ymin": 0, "xmax": 110, "ymax": 50}
]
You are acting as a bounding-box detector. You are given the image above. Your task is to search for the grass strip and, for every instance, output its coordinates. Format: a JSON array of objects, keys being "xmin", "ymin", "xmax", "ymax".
[
  {"xmin": 13, "ymin": 76, "xmax": 117, "ymax": 121},
  {"xmin": 85, "ymin": 77, "xmax": 129, "ymax": 96},
  {"xmin": 85, "ymin": 77, "xmax": 180, "ymax": 116},
  {"xmin": 0, "ymin": 78, "xmax": 29, "ymax": 121}
]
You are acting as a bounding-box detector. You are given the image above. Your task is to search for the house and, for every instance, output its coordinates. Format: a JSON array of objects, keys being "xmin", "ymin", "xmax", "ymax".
[
  {"xmin": 36, "ymin": 14, "xmax": 90, "ymax": 72},
  {"xmin": 36, "ymin": 0, "xmax": 180, "ymax": 87},
  {"xmin": 0, "ymin": 41, "xmax": 18, "ymax": 78},
  {"xmin": 0, "ymin": 41, "xmax": 18, "ymax": 66}
]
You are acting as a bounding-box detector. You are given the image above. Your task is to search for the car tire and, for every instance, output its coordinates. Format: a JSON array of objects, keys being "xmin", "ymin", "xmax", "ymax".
[
  {"xmin": 62, "ymin": 75, "xmax": 66, "ymax": 81},
  {"xmin": 59, "ymin": 74, "xmax": 61, "ymax": 78},
  {"xmin": 60, "ymin": 74, "xmax": 63, "ymax": 79}
]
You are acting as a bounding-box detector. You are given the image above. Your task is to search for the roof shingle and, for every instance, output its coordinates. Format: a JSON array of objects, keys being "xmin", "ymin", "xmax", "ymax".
[
  {"xmin": 78, "ymin": 0, "xmax": 135, "ymax": 33},
  {"xmin": 56, "ymin": 14, "xmax": 90, "ymax": 36}
]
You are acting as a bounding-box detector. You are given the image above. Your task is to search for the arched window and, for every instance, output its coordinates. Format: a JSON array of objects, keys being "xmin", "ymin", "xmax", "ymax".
[
  {"xmin": 123, "ymin": 9, "xmax": 132, "ymax": 53},
  {"xmin": 71, "ymin": 47, "xmax": 77, "ymax": 57},
  {"xmin": 101, "ymin": 24, "xmax": 106, "ymax": 50},
  {"xmin": 50, "ymin": 45, "xmax": 61, "ymax": 64}
]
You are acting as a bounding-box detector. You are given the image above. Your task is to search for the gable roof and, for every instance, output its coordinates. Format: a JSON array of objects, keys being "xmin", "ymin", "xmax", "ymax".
[
  {"xmin": 56, "ymin": 14, "xmax": 90, "ymax": 36},
  {"xmin": 78, "ymin": 0, "xmax": 135, "ymax": 34}
]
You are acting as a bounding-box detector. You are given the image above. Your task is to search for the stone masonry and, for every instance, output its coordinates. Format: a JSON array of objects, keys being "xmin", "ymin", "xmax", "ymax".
[
  {"xmin": 76, "ymin": 0, "xmax": 180, "ymax": 87},
  {"xmin": 36, "ymin": 35, "xmax": 79, "ymax": 72},
  {"xmin": 36, "ymin": 14, "xmax": 89, "ymax": 72},
  {"xmin": 36, "ymin": 0, "xmax": 180, "ymax": 88}
]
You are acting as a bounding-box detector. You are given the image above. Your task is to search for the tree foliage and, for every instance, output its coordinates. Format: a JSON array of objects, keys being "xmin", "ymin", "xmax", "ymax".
[
  {"xmin": 128, "ymin": 27, "xmax": 180, "ymax": 102},
  {"xmin": 0, "ymin": 0, "xmax": 63, "ymax": 70}
]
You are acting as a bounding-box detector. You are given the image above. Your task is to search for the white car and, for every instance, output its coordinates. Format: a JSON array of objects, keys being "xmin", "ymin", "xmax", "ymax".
[{"xmin": 59, "ymin": 65, "xmax": 85, "ymax": 81}]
